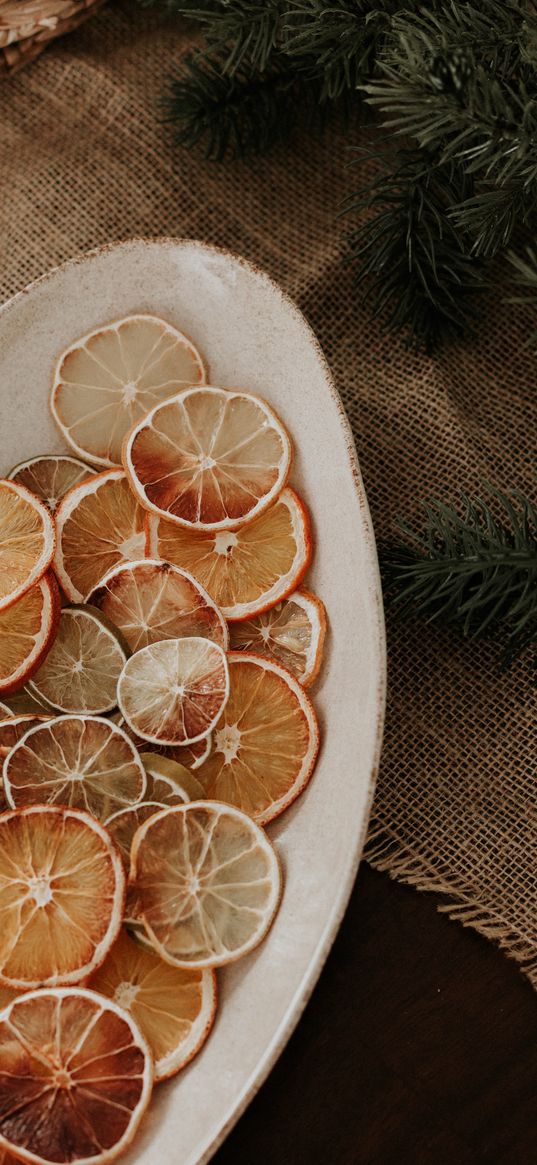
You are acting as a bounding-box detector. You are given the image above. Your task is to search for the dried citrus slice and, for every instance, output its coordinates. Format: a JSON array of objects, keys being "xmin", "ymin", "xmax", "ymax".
[
  {"xmin": 105, "ymin": 803, "xmax": 165, "ymax": 866},
  {"xmin": 177, "ymin": 733, "xmax": 213, "ymax": 769},
  {"xmin": 141, "ymin": 752, "xmax": 204, "ymax": 803},
  {"xmin": 1, "ymin": 684, "xmax": 54, "ymax": 716},
  {"xmin": 130, "ymin": 801, "xmax": 281, "ymax": 968},
  {"xmin": 89, "ymin": 928, "xmax": 217, "ymax": 1080},
  {"xmin": 0, "ymin": 573, "xmax": 60, "ymax": 695},
  {"xmin": 7, "ymin": 454, "xmax": 96, "ymax": 512},
  {"xmin": 0, "ymin": 806, "xmax": 125, "ymax": 988},
  {"xmin": 147, "ymin": 486, "xmax": 312, "ymax": 620},
  {"xmin": 4, "ymin": 714, "xmax": 146, "ymax": 820},
  {"xmin": 0, "ymin": 480, "xmax": 55, "ymax": 611},
  {"xmin": 89, "ymin": 558, "xmax": 228, "ymax": 653},
  {"xmin": 118, "ymin": 637, "xmax": 229, "ymax": 746},
  {"xmin": 29, "ymin": 605, "xmax": 127, "ymax": 714},
  {"xmin": 123, "ymin": 385, "xmax": 292, "ymax": 531},
  {"xmin": 0, "ymin": 714, "xmax": 52, "ymax": 759},
  {"xmin": 194, "ymin": 653, "xmax": 320, "ymax": 825},
  {"xmin": 0, "ymin": 986, "xmax": 153, "ymax": 1165},
  {"xmin": 229, "ymin": 588, "xmax": 327, "ymax": 686},
  {"xmin": 51, "ymin": 314, "xmax": 206, "ymax": 468},
  {"xmin": 54, "ymin": 468, "xmax": 147, "ymax": 602}
]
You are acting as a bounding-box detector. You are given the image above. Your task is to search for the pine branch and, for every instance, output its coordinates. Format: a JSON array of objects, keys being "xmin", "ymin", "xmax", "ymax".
[
  {"xmin": 282, "ymin": 0, "xmax": 395, "ymax": 103},
  {"xmin": 382, "ymin": 487, "xmax": 537, "ymax": 668},
  {"xmin": 343, "ymin": 147, "xmax": 483, "ymax": 352},
  {"xmin": 360, "ymin": 4, "xmax": 537, "ymax": 256},
  {"xmin": 154, "ymin": 1, "xmax": 284, "ymax": 74},
  {"xmin": 163, "ymin": 50, "xmax": 321, "ymax": 158}
]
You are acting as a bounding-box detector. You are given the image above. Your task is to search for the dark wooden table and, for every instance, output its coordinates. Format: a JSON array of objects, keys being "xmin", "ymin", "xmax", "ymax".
[{"xmin": 214, "ymin": 866, "xmax": 537, "ymax": 1165}]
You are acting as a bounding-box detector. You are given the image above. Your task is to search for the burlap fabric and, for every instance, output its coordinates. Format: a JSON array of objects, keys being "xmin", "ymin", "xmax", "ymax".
[{"xmin": 2, "ymin": 2, "xmax": 536, "ymax": 980}]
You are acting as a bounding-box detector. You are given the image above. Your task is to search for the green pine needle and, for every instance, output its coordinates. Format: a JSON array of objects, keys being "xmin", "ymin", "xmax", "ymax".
[
  {"xmin": 382, "ymin": 488, "xmax": 537, "ymax": 669},
  {"xmin": 343, "ymin": 147, "xmax": 483, "ymax": 352},
  {"xmin": 162, "ymin": 50, "xmax": 321, "ymax": 159}
]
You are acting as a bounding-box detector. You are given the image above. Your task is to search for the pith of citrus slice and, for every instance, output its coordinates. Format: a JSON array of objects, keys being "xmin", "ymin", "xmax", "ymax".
[
  {"xmin": 29, "ymin": 605, "xmax": 128, "ymax": 714},
  {"xmin": 0, "ymin": 705, "xmax": 10, "ymax": 719},
  {"xmin": 89, "ymin": 558, "xmax": 228, "ymax": 653},
  {"xmin": 0, "ymin": 480, "xmax": 56, "ymax": 612},
  {"xmin": 54, "ymin": 469, "xmax": 147, "ymax": 602},
  {"xmin": 0, "ymin": 573, "xmax": 61, "ymax": 694},
  {"xmin": 0, "ymin": 806, "xmax": 125, "ymax": 988},
  {"xmin": 117, "ymin": 637, "xmax": 229, "ymax": 746},
  {"xmin": 0, "ymin": 714, "xmax": 53, "ymax": 759},
  {"xmin": 194, "ymin": 653, "xmax": 320, "ymax": 825},
  {"xmin": 0, "ymin": 986, "xmax": 153, "ymax": 1165},
  {"xmin": 123, "ymin": 385, "xmax": 292, "ymax": 531},
  {"xmin": 140, "ymin": 752, "xmax": 204, "ymax": 803},
  {"xmin": 4, "ymin": 715, "xmax": 146, "ymax": 821},
  {"xmin": 130, "ymin": 801, "xmax": 281, "ymax": 968},
  {"xmin": 229, "ymin": 588, "xmax": 327, "ymax": 686},
  {"xmin": 7, "ymin": 454, "xmax": 96, "ymax": 512},
  {"xmin": 89, "ymin": 928, "xmax": 217, "ymax": 1081},
  {"xmin": 147, "ymin": 486, "xmax": 312, "ymax": 621},
  {"xmin": 51, "ymin": 314, "xmax": 206, "ymax": 468}
]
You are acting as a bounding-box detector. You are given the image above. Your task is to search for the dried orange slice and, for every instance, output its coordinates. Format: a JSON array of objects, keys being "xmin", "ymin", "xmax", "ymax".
[
  {"xmin": 0, "ymin": 573, "xmax": 60, "ymax": 695},
  {"xmin": 7, "ymin": 453, "xmax": 96, "ymax": 512},
  {"xmin": 195, "ymin": 653, "xmax": 320, "ymax": 825},
  {"xmin": 0, "ymin": 806, "xmax": 125, "ymax": 988},
  {"xmin": 229, "ymin": 588, "xmax": 327, "ymax": 686},
  {"xmin": 89, "ymin": 558, "xmax": 228, "ymax": 653},
  {"xmin": 0, "ymin": 986, "xmax": 153, "ymax": 1165},
  {"xmin": 177, "ymin": 733, "xmax": 213, "ymax": 769},
  {"xmin": 0, "ymin": 714, "xmax": 52, "ymax": 759},
  {"xmin": 118, "ymin": 637, "xmax": 229, "ymax": 746},
  {"xmin": 54, "ymin": 468, "xmax": 147, "ymax": 602},
  {"xmin": 147, "ymin": 486, "xmax": 312, "ymax": 620},
  {"xmin": 0, "ymin": 480, "xmax": 55, "ymax": 611},
  {"xmin": 4, "ymin": 714, "xmax": 146, "ymax": 820},
  {"xmin": 51, "ymin": 314, "xmax": 206, "ymax": 468},
  {"xmin": 29, "ymin": 605, "xmax": 127, "ymax": 714},
  {"xmin": 130, "ymin": 801, "xmax": 281, "ymax": 968},
  {"xmin": 141, "ymin": 751, "xmax": 204, "ymax": 802},
  {"xmin": 89, "ymin": 928, "xmax": 217, "ymax": 1081},
  {"xmin": 123, "ymin": 385, "xmax": 292, "ymax": 531}
]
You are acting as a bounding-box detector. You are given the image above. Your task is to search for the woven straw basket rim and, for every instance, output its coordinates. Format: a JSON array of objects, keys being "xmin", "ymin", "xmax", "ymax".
[{"xmin": 1, "ymin": 0, "xmax": 104, "ymax": 73}]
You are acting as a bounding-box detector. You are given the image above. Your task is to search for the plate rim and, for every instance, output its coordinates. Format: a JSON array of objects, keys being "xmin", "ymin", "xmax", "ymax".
[{"xmin": 0, "ymin": 236, "xmax": 387, "ymax": 1165}]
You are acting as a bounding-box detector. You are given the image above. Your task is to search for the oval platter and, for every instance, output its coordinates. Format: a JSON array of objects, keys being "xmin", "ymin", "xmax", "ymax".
[{"xmin": 0, "ymin": 238, "xmax": 386, "ymax": 1165}]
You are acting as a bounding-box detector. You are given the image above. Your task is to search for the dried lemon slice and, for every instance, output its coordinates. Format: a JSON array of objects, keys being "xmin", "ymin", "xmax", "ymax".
[
  {"xmin": 4, "ymin": 714, "xmax": 146, "ymax": 820},
  {"xmin": 140, "ymin": 752, "xmax": 204, "ymax": 803},
  {"xmin": 117, "ymin": 637, "xmax": 229, "ymax": 746},
  {"xmin": 229, "ymin": 588, "xmax": 327, "ymax": 686},
  {"xmin": 131, "ymin": 801, "xmax": 281, "ymax": 968},
  {"xmin": 51, "ymin": 314, "xmax": 206, "ymax": 467},
  {"xmin": 29, "ymin": 605, "xmax": 127, "ymax": 714},
  {"xmin": 89, "ymin": 928, "xmax": 217, "ymax": 1081},
  {"xmin": 0, "ymin": 806, "xmax": 125, "ymax": 988},
  {"xmin": 123, "ymin": 385, "xmax": 292, "ymax": 530},
  {"xmin": 8, "ymin": 453, "xmax": 96, "ymax": 511},
  {"xmin": 0, "ymin": 986, "xmax": 153, "ymax": 1165}
]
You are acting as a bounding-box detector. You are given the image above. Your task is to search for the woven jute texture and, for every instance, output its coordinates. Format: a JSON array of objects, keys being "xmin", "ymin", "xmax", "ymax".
[{"xmin": 2, "ymin": 3, "xmax": 536, "ymax": 979}]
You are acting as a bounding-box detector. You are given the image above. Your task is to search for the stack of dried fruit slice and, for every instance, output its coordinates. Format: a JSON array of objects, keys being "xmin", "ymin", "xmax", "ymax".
[{"xmin": 0, "ymin": 311, "xmax": 328, "ymax": 1165}]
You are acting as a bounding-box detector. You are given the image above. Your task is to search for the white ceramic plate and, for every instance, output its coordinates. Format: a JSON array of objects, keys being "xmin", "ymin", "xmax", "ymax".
[{"xmin": 0, "ymin": 239, "xmax": 386, "ymax": 1165}]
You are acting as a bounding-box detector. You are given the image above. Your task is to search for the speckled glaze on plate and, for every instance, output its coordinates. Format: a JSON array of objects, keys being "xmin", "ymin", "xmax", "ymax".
[{"xmin": 0, "ymin": 238, "xmax": 386, "ymax": 1165}]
